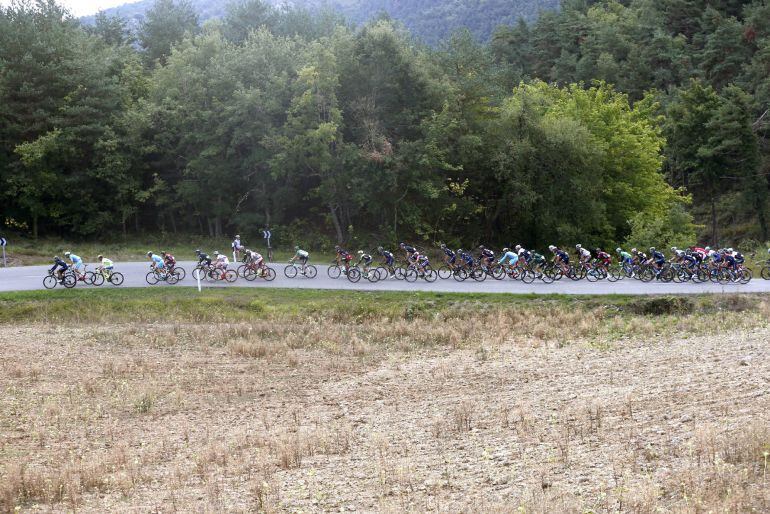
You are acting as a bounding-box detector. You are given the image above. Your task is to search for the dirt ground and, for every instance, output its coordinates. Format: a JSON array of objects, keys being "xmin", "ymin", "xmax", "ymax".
[{"xmin": 1, "ymin": 316, "xmax": 769, "ymax": 512}]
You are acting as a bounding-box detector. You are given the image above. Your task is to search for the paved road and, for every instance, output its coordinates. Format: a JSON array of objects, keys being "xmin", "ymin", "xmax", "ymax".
[{"xmin": 1, "ymin": 261, "xmax": 769, "ymax": 295}]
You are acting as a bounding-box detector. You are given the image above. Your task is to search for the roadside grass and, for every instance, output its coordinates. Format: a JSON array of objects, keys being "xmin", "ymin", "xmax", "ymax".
[{"xmin": 1, "ymin": 288, "xmax": 768, "ymax": 345}]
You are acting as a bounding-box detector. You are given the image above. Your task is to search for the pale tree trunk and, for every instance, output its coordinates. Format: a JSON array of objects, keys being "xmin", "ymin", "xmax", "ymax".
[{"xmin": 328, "ymin": 202, "xmax": 344, "ymax": 243}]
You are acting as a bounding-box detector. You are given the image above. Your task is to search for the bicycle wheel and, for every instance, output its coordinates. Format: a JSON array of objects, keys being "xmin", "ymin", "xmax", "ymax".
[
  {"xmin": 110, "ymin": 272, "xmax": 124, "ymax": 286},
  {"xmin": 437, "ymin": 266, "xmax": 452, "ymax": 280},
  {"xmin": 174, "ymin": 267, "xmax": 186, "ymax": 281},
  {"xmin": 740, "ymin": 269, "xmax": 752, "ymax": 284},
  {"xmin": 91, "ymin": 272, "xmax": 105, "ymax": 287},
  {"xmin": 284, "ymin": 265, "xmax": 298, "ymax": 279},
  {"xmin": 244, "ymin": 268, "xmax": 258, "ymax": 281},
  {"xmin": 305, "ymin": 265, "xmax": 318, "ymax": 279},
  {"xmin": 394, "ymin": 266, "xmax": 407, "ymax": 280},
  {"xmin": 761, "ymin": 267, "xmax": 770, "ymax": 280},
  {"xmin": 43, "ymin": 275, "xmax": 57, "ymax": 289},
  {"xmin": 608, "ymin": 267, "xmax": 622, "ymax": 282},
  {"xmin": 521, "ymin": 270, "xmax": 535, "ymax": 284},
  {"xmin": 453, "ymin": 268, "xmax": 467, "ymax": 282},
  {"xmin": 375, "ymin": 266, "xmax": 389, "ymax": 281},
  {"xmin": 471, "ymin": 268, "xmax": 486, "ymax": 282},
  {"xmin": 264, "ymin": 267, "xmax": 276, "ymax": 281},
  {"xmin": 365, "ymin": 269, "xmax": 379, "ymax": 283},
  {"xmin": 146, "ymin": 271, "xmax": 159, "ymax": 285},
  {"xmin": 423, "ymin": 269, "xmax": 438, "ymax": 283},
  {"xmin": 327, "ymin": 265, "xmax": 341, "ymax": 279},
  {"xmin": 205, "ymin": 269, "xmax": 219, "ymax": 283},
  {"xmin": 347, "ymin": 268, "xmax": 361, "ymax": 283},
  {"xmin": 404, "ymin": 269, "xmax": 418, "ymax": 283},
  {"xmin": 192, "ymin": 266, "xmax": 205, "ymax": 281},
  {"xmin": 225, "ymin": 269, "xmax": 238, "ymax": 283},
  {"xmin": 586, "ymin": 268, "xmax": 601, "ymax": 282},
  {"xmin": 490, "ymin": 265, "xmax": 505, "ymax": 280},
  {"xmin": 237, "ymin": 264, "xmax": 248, "ymax": 278},
  {"xmin": 63, "ymin": 274, "xmax": 77, "ymax": 288},
  {"xmin": 83, "ymin": 271, "xmax": 95, "ymax": 285},
  {"xmin": 167, "ymin": 272, "xmax": 180, "ymax": 285}
]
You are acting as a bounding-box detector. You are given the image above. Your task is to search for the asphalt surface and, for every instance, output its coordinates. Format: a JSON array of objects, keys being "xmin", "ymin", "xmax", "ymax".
[{"xmin": 1, "ymin": 261, "xmax": 769, "ymax": 295}]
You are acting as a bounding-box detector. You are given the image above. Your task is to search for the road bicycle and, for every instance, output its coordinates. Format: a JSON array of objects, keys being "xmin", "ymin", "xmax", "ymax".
[
  {"xmin": 284, "ymin": 261, "xmax": 318, "ymax": 279},
  {"xmin": 241, "ymin": 261, "xmax": 275, "ymax": 281},
  {"xmin": 90, "ymin": 266, "xmax": 125, "ymax": 287},
  {"xmin": 146, "ymin": 266, "xmax": 181, "ymax": 285},
  {"xmin": 43, "ymin": 270, "xmax": 77, "ymax": 289}
]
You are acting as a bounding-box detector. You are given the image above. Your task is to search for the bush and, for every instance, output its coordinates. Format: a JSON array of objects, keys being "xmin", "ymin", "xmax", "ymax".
[{"xmin": 627, "ymin": 296, "xmax": 694, "ymax": 316}]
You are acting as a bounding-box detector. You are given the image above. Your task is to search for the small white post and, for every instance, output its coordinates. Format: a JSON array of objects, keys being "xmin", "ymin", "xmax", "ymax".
[{"xmin": 197, "ymin": 271, "xmax": 202, "ymax": 292}]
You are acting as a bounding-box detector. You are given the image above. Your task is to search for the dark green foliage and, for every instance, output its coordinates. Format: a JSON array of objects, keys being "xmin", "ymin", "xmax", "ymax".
[{"xmin": 2, "ymin": 0, "xmax": 770, "ymax": 249}]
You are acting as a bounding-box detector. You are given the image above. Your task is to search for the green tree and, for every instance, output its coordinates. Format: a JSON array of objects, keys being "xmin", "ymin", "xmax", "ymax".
[{"xmin": 139, "ymin": 0, "xmax": 199, "ymax": 66}]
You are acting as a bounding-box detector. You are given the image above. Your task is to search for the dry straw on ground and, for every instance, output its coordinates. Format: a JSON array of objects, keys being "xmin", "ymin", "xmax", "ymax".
[{"xmin": 1, "ymin": 297, "xmax": 769, "ymax": 512}]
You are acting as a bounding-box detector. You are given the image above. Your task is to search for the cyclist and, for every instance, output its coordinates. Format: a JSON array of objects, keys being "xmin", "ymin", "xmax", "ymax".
[
  {"xmin": 498, "ymin": 248, "xmax": 519, "ymax": 268},
  {"xmin": 232, "ymin": 235, "xmax": 244, "ymax": 261},
  {"xmin": 356, "ymin": 250, "xmax": 373, "ymax": 275},
  {"xmin": 576, "ymin": 244, "xmax": 592, "ymax": 264},
  {"xmin": 440, "ymin": 243, "xmax": 456, "ymax": 267},
  {"xmin": 399, "ymin": 242, "xmax": 418, "ymax": 264},
  {"xmin": 616, "ymin": 248, "xmax": 633, "ymax": 265},
  {"xmin": 416, "ymin": 253, "xmax": 431, "ymax": 272},
  {"xmin": 290, "ymin": 246, "xmax": 310, "ymax": 271},
  {"xmin": 732, "ymin": 248, "xmax": 745, "ymax": 267},
  {"xmin": 723, "ymin": 248, "xmax": 737, "ymax": 270},
  {"xmin": 246, "ymin": 249, "xmax": 265, "ymax": 275},
  {"xmin": 550, "ymin": 245, "xmax": 570, "ymax": 273},
  {"xmin": 213, "ymin": 251, "xmax": 229, "ymax": 270},
  {"xmin": 195, "ymin": 249, "xmax": 212, "ymax": 266},
  {"xmin": 458, "ymin": 248, "xmax": 474, "ymax": 269},
  {"xmin": 517, "ymin": 246, "xmax": 531, "ymax": 265},
  {"xmin": 529, "ymin": 250, "xmax": 546, "ymax": 272},
  {"xmin": 335, "ymin": 245, "xmax": 353, "ymax": 272},
  {"xmin": 96, "ymin": 255, "xmax": 114, "ymax": 279},
  {"xmin": 162, "ymin": 251, "xmax": 176, "ymax": 271},
  {"xmin": 49, "ymin": 255, "xmax": 69, "ymax": 284},
  {"xmin": 478, "ymin": 245, "xmax": 495, "ymax": 267},
  {"xmin": 378, "ymin": 247, "xmax": 396, "ymax": 274},
  {"xmin": 595, "ymin": 248, "xmax": 611, "ymax": 269},
  {"xmin": 646, "ymin": 247, "xmax": 666, "ymax": 273},
  {"xmin": 64, "ymin": 251, "xmax": 84, "ymax": 277},
  {"xmin": 147, "ymin": 251, "xmax": 164, "ymax": 272}
]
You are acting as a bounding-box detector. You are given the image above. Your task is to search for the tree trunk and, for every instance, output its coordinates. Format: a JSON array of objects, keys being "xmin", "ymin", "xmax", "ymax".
[
  {"xmin": 215, "ymin": 217, "xmax": 223, "ymax": 238},
  {"xmin": 711, "ymin": 197, "xmax": 718, "ymax": 246},
  {"xmin": 122, "ymin": 212, "xmax": 127, "ymax": 239},
  {"xmin": 32, "ymin": 214, "xmax": 38, "ymax": 240},
  {"xmin": 207, "ymin": 218, "xmax": 214, "ymax": 238},
  {"xmin": 328, "ymin": 202, "xmax": 344, "ymax": 243}
]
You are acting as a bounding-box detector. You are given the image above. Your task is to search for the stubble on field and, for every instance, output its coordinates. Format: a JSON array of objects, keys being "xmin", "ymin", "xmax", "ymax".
[{"xmin": 1, "ymin": 305, "xmax": 769, "ymax": 512}]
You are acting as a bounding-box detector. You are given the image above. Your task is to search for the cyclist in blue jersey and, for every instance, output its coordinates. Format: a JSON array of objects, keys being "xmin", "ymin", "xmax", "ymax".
[
  {"xmin": 440, "ymin": 243, "xmax": 456, "ymax": 265},
  {"xmin": 147, "ymin": 251, "xmax": 165, "ymax": 271},
  {"xmin": 64, "ymin": 252, "xmax": 83, "ymax": 274},
  {"xmin": 498, "ymin": 248, "xmax": 519, "ymax": 267},
  {"xmin": 50, "ymin": 256, "xmax": 69, "ymax": 283}
]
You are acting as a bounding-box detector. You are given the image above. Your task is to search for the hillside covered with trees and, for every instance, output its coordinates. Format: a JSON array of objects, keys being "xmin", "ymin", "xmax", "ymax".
[
  {"xmin": 1, "ymin": 0, "xmax": 769, "ymax": 250},
  {"xmin": 84, "ymin": 0, "xmax": 559, "ymax": 45}
]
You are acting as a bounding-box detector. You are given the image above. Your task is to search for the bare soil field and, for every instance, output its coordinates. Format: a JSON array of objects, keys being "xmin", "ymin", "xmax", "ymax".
[{"xmin": 1, "ymin": 293, "xmax": 769, "ymax": 512}]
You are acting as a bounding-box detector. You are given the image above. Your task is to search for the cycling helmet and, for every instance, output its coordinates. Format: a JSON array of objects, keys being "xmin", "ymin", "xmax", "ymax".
[
  {"xmin": 147, "ymin": 251, "xmax": 152, "ymax": 256},
  {"xmin": 576, "ymin": 244, "xmax": 582, "ymax": 249},
  {"xmin": 515, "ymin": 245, "xmax": 522, "ymax": 251},
  {"xmin": 214, "ymin": 251, "xmax": 219, "ymax": 256},
  {"xmin": 727, "ymin": 248, "xmax": 734, "ymax": 253},
  {"xmin": 161, "ymin": 251, "xmax": 167, "ymax": 256},
  {"xmin": 631, "ymin": 248, "xmax": 637, "ymax": 253},
  {"xmin": 502, "ymin": 247, "xmax": 510, "ymax": 253},
  {"xmin": 479, "ymin": 245, "xmax": 486, "ymax": 250},
  {"xmin": 548, "ymin": 245, "xmax": 556, "ymax": 252},
  {"xmin": 377, "ymin": 246, "xmax": 384, "ymax": 253},
  {"xmin": 64, "ymin": 251, "xmax": 71, "ymax": 257},
  {"xmin": 357, "ymin": 250, "xmax": 363, "ymax": 255},
  {"xmin": 705, "ymin": 246, "xmax": 711, "ymax": 251},
  {"xmin": 671, "ymin": 247, "xmax": 677, "ymax": 252},
  {"xmin": 399, "ymin": 242, "xmax": 405, "ymax": 248},
  {"xmin": 195, "ymin": 249, "xmax": 201, "ymax": 255},
  {"xmin": 54, "ymin": 255, "xmax": 60, "ymax": 260},
  {"xmin": 458, "ymin": 248, "xmax": 464, "ymax": 254},
  {"xmin": 616, "ymin": 248, "xmax": 622, "ymax": 254},
  {"xmin": 97, "ymin": 255, "xmax": 103, "ymax": 260},
  {"xmin": 235, "ymin": 234, "xmax": 240, "ymax": 238},
  {"xmin": 595, "ymin": 248, "xmax": 601, "ymax": 254},
  {"xmin": 294, "ymin": 245, "xmax": 300, "ymax": 251},
  {"xmin": 440, "ymin": 243, "xmax": 446, "ymax": 249},
  {"xmin": 767, "ymin": 248, "xmax": 770, "ymax": 254},
  {"xmin": 649, "ymin": 247, "xmax": 656, "ymax": 253}
]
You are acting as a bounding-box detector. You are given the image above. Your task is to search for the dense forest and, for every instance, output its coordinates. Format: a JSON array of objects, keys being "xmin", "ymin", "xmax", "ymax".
[
  {"xmin": 1, "ymin": 0, "xmax": 769, "ymax": 250},
  {"xmin": 85, "ymin": 0, "xmax": 559, "ymax": 45}
]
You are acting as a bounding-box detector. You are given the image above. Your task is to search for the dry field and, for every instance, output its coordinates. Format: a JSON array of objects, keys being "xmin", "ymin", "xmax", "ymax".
[{"xmin": 1, "ymin": 291, "xmax": 769, "ymax": 513}]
